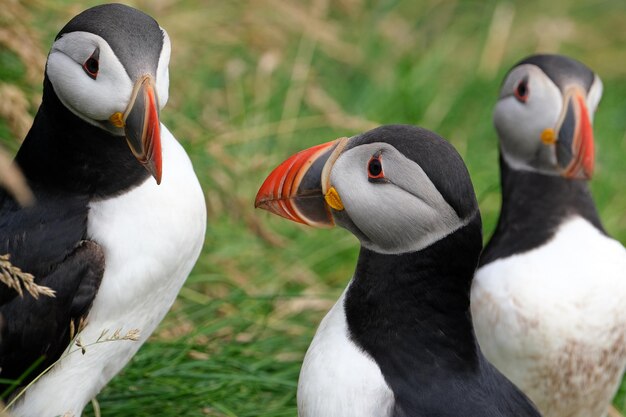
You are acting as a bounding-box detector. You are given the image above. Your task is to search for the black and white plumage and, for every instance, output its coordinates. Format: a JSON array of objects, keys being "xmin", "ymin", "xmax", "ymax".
[
  {"xmin": 471, "ymin": 54, "xmax": 626, "ymax": 417},
  {"xmin": 0, "ymin": 4, "xmax": 206, "ymax": 416},
  {"xmin": 256, "ymin": 125, "xmax": 541, "ymax": 417}
]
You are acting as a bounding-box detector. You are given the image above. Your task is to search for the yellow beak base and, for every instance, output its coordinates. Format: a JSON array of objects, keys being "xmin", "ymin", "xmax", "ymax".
[{"xmin": 325, "ymin": 187, "xmax": 344, "ymax": 211}]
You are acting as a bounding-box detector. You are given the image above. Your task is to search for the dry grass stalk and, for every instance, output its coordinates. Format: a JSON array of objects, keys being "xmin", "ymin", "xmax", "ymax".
[
  {"xmin": 305, "ymin": 85, "xmax": 379, "ymax": 132},
  {"xmin": 2, "ymin": 327, "xmax": 142, "ymax": 413},
  {"xmin": 277, "ymin": 35, "xmax": 318, "ymax": 139},
  {"xmin": 420, "ymin": 92, "xmax": 455, "ymax": 134},
  {"xmin": 0, "ymin": 254, "xmax": 54, "ymax": 299},
  {"xmin": 0, "ymin": 2, "xmax": 38, "ymax": 211},
  {"xmin": 93, "ymin": 328, "xmax": 141, "ymax": 345},
  {"xmin": 534, "ymin": 17, "xmax": 576, "ymax": 54},
  {"xmin": 0, "ymin": 1, "xmax": 46, "ymax": 84},
  {"xmin": 91, "ymin": 398, "xmax": 101, "ymax": 417},
  {"xmin": 275, "ymin": 0, "xmax": 335, "ymax": 138},
  {"xmin": 477, "ymin": 2, "xmax": 516, "ymax": 79},
  {"xmin": 208, "ymin": 115, "xmax": 328, "ymax": 146},
  {"xmin": 0, "ymin": 84, "xmax": 33, "ymax": 141},
  {"xmin": 0, "ymin": 145, "xmax": 34, "ymax": 207},
  {"xmin": 244, "ymin": 209, "xmax": 287, "ymax": 248},
  {"xmin": 68, "ymin": 317, "xmax": 87, "ymax": 341},
  {"xmin": 260, "ymin": 0, "xmax": 361, "ymax": 64},
  {"xmin": 609, "ymin": 405, "xmax": 625, "ymax": 417}
]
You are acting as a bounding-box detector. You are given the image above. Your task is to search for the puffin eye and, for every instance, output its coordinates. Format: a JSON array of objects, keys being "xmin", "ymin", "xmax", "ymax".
[
  {"xmin": 82, "ymin": 47, "xmax": 100, "ymax": 80},
  {"xmin": 367, "ymin": 154, "xmax": 385, "ymax": 182},
  {"xmin": 514, "ymin": 77, "xmax": 529, "ymax": 103}
]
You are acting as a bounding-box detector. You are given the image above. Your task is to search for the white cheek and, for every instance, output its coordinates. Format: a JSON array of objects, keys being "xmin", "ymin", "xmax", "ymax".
[
  {"xmin": 156, "ymin": 28, "xmax": 171, "ymax": 109},
  {"xmin": 156, "ymin": 67, "xmax": 169, "ymax": 109},
  {"xmin": 586, "ymin": 76, "xmax": 603, "ymax": 123},
  {"xmin": 494, "ymin": 79, "xmax": 561, "ymax": 168},
  {"xmin": 46, "ymin": 51, "xmax": 89, "ymax": 108},
  {"xmin": 47, "ymin": 37, "xmax": 133, "ymax": 122}
]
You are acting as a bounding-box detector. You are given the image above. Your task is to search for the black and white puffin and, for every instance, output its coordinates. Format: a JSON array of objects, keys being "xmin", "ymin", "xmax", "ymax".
[
  {"xmin": 256, "ymin": 125, "xmax": 542, "ymax": 417},
  {"xmin": 471, "ymin": 54, "xmax": 626, "ymax": 417},
  {"xmin": 0, "ymin": 4, "xmax": 206, "ymax": 416}
]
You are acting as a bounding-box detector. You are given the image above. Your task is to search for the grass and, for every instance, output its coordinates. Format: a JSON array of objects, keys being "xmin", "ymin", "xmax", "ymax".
[{"xmin": 1, "ymin": 0, "xmax": 626, "ymax": 415}]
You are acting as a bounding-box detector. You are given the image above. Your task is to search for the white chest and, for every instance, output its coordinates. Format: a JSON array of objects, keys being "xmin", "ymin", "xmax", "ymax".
[
  {"xmin": 11, "ymin": 125, "xmax": 207, "ymax": 417},
  {"xmin": 298, "ymin": 286, "xmax": 395, "ymax": 417},
  {"xmin": 471, "ymin": 216, "xmax": 626, "ymax": 417},
  {"xmin": 86, "ymin": 131, "xmax": 206, "ymax": 333}
]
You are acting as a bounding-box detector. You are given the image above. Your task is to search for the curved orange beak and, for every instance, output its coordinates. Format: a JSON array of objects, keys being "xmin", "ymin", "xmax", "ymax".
[
  {"xmin": 255, "ymin": 140, "xmax": 340, "ymax": 227},
  {"xmin": 556, "ymin": 90, "xmax": 594, "ymax": 180},
  {"xmin": 123, "ymin": 75, "xmax": 162, "ymax": 184}
]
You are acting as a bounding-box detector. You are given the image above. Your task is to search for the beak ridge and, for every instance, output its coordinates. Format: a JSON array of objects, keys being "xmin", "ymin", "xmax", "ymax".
[
  {"xmin": 255, "ymin": 140, "xmax": 339, "ymax": 227},
  {"xmin": 123, "ymin": 75, "xmax": 163, "ymax": 184},
  {"xmin": 557, "ymin": 91, "xmax": 594, "ymax": 180}
]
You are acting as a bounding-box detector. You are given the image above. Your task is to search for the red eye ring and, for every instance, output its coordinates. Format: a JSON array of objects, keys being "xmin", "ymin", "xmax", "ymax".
[
  {"xmin": 82, "ymin": 47, "xmax": 100, "ymax": 80},
  {"xmin": 514, "ymin": 78, "xmax": 529, "ymax": 103},
  {"xmin": 367, "ymin": 155, "xmax": 384, "ymax": 180}
]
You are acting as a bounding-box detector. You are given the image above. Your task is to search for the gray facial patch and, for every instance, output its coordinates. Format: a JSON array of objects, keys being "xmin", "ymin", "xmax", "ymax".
[{"xmin": 330, "ymin": 143, "xmax": 468, "ymax": 254}]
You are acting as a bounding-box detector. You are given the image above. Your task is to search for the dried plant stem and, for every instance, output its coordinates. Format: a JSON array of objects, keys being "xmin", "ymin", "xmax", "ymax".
[
  {"xmin": 0, "ymin": 146, "xmax": 34, "ymax": 208},
  {"xmin": 2, "ymin": 327, "xmax": 140, "ymax": 413},
  {"xmin": 0, "ymin": 255, "xmax": 54, "ymax": 299},
  {"xmin": 91, "ymin": 398, "xmax": 101, "ymax": 417}
]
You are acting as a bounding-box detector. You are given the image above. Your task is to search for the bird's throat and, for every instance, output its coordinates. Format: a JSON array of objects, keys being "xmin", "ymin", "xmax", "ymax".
[
  {"xmin": 15, "ymin": 77, "xmax": 150, "ymax": 198},
  {"xmin": 344, "ymin": 217, "xmax": 482, "ymax": 372}
]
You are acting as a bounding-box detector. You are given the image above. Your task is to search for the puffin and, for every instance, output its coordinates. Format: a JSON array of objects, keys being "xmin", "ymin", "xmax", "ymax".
[
  {"xmin": 470, "ymin": 54, "xmax": 626, "ymax": 417},
  {"xmin": 255, "ymin": 125, "xmax": 542, "ymax": 417},
  {"xmin": 0, "ymin": 4, "xmax": 206, "ymax": 416}
]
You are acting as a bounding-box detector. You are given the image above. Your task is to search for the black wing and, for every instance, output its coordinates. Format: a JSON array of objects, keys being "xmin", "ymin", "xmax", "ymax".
[
  {"xmin": 392, "ymin": 357, "xmax": 542, "ymax": 417},
  {"xmin": 0, "ymin": 189, "xmax": 104, "ymax": 397},
  {"xmin": 0, "ymin": 189, "xmax": 90, "ymax": 296}
]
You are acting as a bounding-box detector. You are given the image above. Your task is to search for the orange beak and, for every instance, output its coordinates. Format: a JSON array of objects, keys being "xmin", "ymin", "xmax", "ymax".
[
  {"xmin": 123, "ymin": 75, "xmax": 162, "ymax": 184},
  {"xmin": 558, "ymin": 91, "xmax": 594, "ymax": 180},
  {"xmin": 255, "ymin": 140, "xmax": 340, "ymax": 227}
]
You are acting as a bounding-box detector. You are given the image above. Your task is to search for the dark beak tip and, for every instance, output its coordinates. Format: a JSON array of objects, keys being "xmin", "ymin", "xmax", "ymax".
[
  {"xmin": 145, "ymin": 159, "xmax": 162, "ymax": 185},
  {"xmin": 253, "ymin": 190, "xmax": 274, "ymax": 209},
  {"xmin": 254, "ymin": 199, "xmax": 267, "ymax": 210},
  {"xmin": 254, "ymin": 188, "xmax": 272, "ymax": 209},
  {"xmin": 254, "ymin": 197, "xmax": 283, "ymax": 214}
]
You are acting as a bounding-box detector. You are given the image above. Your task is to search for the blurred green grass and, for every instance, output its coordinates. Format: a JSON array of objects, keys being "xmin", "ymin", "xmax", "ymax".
[{"xmin": 1, "ymin": 0, "xmax": 626, "ymax": 415}]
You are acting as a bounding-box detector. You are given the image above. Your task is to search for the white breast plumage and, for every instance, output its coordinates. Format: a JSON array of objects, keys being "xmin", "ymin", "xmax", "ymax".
[
  {"xmin": 471, "ymin": 216, "xmax": 626, "ymax": 417},
  {"xmin": 11, "ymin": 125, "xmax": 206, "ymax": 417},
  {"xmin": 298, "ymin": 284, "xmax": 395, "ymax": 417}
]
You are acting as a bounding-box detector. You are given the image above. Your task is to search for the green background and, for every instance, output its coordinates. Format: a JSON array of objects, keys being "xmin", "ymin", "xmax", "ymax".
[{"xmin": 1, "ymin": 0, "xmax": 625, "ymax": 415}]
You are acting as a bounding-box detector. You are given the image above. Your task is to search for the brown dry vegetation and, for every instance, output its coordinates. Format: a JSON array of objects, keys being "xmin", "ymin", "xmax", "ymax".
[{"xmin": 1, "ymin": 1, "xmax": 625, "ymax": 416}]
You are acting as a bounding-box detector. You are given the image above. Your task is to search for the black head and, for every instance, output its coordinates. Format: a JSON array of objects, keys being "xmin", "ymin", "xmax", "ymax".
[
  {"xmin": 513, "ymin": 54, "xmax": 595, "ymax": 93},
  {"xmin": 494, "ymin": 54, "xmax": 602, "ymax": 180},
  {"xmin": 256, "ymin": 124, "xmax": 480, "ymax": 254},
  {"xmin": 42, "ymin": 3, "xmax": 171, "ymax": 184},
  {"xmin": 55, "ymin": 3, "xmax": 164, "ymax": 80}
]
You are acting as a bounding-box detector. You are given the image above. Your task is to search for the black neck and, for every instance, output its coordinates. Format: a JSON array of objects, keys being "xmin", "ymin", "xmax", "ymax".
[
  {"xmin": 345, "ymin": 215, "xmax": 483, "ymax": 411},
  {"xmin": 480, "ymin": 155, "xmax": 604, "ymax": 266},
  {"xmin": 15, "ymin": 77, "xmax": 149, "ymax": 197}
]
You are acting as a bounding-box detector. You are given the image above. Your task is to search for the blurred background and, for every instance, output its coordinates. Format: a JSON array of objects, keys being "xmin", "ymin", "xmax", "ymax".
[{"xmin": 1, "ymin": 0, "xmax": 625, "ymax": 415}]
